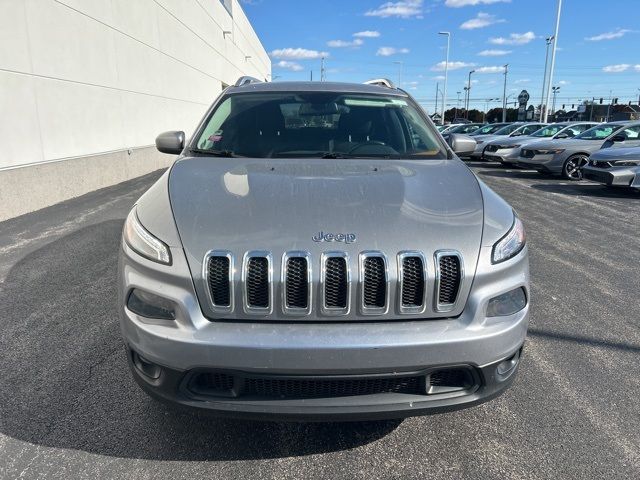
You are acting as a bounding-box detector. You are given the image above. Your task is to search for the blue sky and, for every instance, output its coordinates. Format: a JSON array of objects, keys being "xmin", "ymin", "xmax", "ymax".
[{"xmin": 241, "ymin": 0, "xmax": 640, "ymax": 112}]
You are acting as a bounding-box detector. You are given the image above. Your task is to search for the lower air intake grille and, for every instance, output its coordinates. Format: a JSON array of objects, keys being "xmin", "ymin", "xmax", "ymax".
[
  {"xmin": 438, "ymin": 255, "xmax": 461, "ymax": 306},
  {"xmin": 325, "ymin": 257, "xmax": 348, "ymax": 308},
  {"xmin": 285, "ymin": 257, "xmax": 308, "ymax": 309},
  {"xmin": 246, "ymin": 257, "xmax": 269, "ymax": 308},
  {"xmin": 363, "ymin": 256, "xmax": 386, "ymax": 308},
  {"xmin": 207, "ymin": 256, "xmax": 230, "ymax": 306},
  {"xmin": 401, "ymin": 256, "xmax": 425, "ymax": 307}
]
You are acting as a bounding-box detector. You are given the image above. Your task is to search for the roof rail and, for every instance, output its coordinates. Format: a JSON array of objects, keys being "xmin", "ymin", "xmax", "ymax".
[
  {"xmin": 363, "ymin": 78, "xmax": 396, "ymax": 89},
  {"xmin": 234, "ymin": 76, "xmax": 263, "ymax": 87}
]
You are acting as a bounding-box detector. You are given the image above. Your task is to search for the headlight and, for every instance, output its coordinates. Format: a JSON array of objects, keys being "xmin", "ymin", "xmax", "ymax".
[
  {"xmin": 123, "ymin": 208, "xmax": 172, "ymax": 264},
  {"xmin": 497, "ymin": 144, "xmax": 519, "ymax": 149},
  {"xmin": 487, "ymin": 287, "xmax": 527, "ymax": 317},
  {"xmin": 492, "ymin": 216, "xmax": 526, "ymax": 264},
  {"xmin": 613, "ymin": 160, "xmax": 640, "ymax": 166},
  {"xmin": 534, "ymin": 149, "xmax": 564, "ymax": 155},
  {"xmin": 476, "ymin": 140, "xmax": 484, "ymax": 144}
]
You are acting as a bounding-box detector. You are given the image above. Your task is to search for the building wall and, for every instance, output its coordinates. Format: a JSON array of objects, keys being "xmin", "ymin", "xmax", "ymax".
[{"xmin": 0, "ymin": 0, "xmax": 270, "ymax": 221}]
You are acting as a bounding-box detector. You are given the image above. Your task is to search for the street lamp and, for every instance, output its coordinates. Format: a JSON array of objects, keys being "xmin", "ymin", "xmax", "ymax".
[
  {"xmin": 466, "ymin": 70, "xmax": 475, "ymax": 119},
  {"xmin": 551, "ymin": 86, "xmax": 560, "ymax": 118},
  {"xmin": 393, "ymin": 61, "xmax": 403, "ymax": 87},
  {"xmin": 543, "ymin": 0, "xmax": 563, "ymax": 122},
  {"xmin": 540, "ymin": 36, "xmax": 554, "ymax": 121},
  {"xmin": 438, "ymin": 31, "xmax": 451, "ymax": 125}
]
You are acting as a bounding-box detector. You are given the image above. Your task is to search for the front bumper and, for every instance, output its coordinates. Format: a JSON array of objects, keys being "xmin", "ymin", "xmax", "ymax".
[
  {"xmin": 516, "ymin": 153, "xmax": 562, "ymax": 173},
  {"xmin": 583, "ymin": 165, "xmax": 638, "ymax": 188},
  {"xmin": 483, "ymin": 147, "xmax": 521, "ymax": 164},
  {"xmin": 119, "ymin": 242, "xmax": 529, "ymax": 420}
]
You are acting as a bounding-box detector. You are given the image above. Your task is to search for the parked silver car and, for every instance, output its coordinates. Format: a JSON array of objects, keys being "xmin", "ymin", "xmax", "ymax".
[
  {"xmin": 483, "ymin": 122, "xmax": 597, "ymax": 165},
  {"xmin": 517, "ymin": 121, "xmax": 640, "ymax": 180},
  {"xmin": 470, "ymin": 122, "xmax": 547, "ymax": 159},
  {"xmin": 583, "ymin": 146, "xmax": 640, "ymax": 191},
  {"xmin": 118, "ymin": 78, "xmax": 529, "ymax": 420}
]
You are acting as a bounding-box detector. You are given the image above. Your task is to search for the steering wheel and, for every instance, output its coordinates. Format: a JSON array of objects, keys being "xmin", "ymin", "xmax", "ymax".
[{"xmin": 347, "ymin": 141, "xmax": 387, "ymax": 154}]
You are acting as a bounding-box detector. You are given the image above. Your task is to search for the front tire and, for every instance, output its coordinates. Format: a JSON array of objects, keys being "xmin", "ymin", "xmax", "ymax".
[{"xmin": 562, "ymin": 154, "xmax": 589, "ymax": 181}]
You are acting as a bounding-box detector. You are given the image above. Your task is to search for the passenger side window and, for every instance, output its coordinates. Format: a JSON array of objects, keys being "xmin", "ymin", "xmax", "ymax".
[{"xmin": 620, "ymin": 126, "xmax": 640, "ymax": 140}]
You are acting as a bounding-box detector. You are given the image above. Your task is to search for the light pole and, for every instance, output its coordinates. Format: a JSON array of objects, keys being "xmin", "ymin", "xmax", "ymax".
[
  {"xmin": 551, "ymin": 86, "xmax": 560, "ymax": 118},
  {"xmin": 484, "ymin": 98, "xmax": 498, "ymax": 122},
  {"xmin": 435, "ymin": 82, "xmax": 439, "ymax": 120},
  {"xmin": 438, "ymin": 31, "xmax": 450, "ymax": 125},
  {"xmin": 393, "ymin": 61, "xmax": 403, "ymax": 87},
  {"xmin": 543, "ymin": 0, "xmax": 562, "ymax": 122},
  {"xmin": 540, "ymin": 36, "xmax": 554, "ymax": 120},
  {"xmin": 502, "ymin": 64, "xmax": 509, "ymax": 122},
  {"xmin": 466, "ymin": 70, "xmax": 475, "ymax": 119},
  {"xmin": 455, "ymin": 91, "xmax": 461, "ymax": 119}
]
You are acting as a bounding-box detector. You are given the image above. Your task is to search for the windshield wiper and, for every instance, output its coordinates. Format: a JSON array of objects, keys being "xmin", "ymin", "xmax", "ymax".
[
  {"xmin": 320, "ymin": 152, "xmax": 353, "ymax": 159},
  {"xmin": 189, "ymin": 148, "xmax": 239, "ymax": 157}
]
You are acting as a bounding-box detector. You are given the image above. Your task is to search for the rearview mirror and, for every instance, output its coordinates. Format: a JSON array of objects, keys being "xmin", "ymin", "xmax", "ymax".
[
  {"xmin": 448, "ymin": 134, "xmax": 477, "ymax": 156},
  {"xmin": 156, "ymin": 131, "xmax": 185, "ymax": 155}
]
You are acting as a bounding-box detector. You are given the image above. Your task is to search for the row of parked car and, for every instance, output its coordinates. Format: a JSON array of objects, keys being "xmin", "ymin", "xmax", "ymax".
[{"xmin": 438, "ymin": 120, "xmax": 640, "ymax": 191}]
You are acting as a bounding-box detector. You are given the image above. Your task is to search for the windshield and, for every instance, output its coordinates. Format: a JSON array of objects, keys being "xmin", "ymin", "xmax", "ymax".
[
  {"xmin": 194, "ymin": 92, "xmax": 446, "ymax": 159},
  {"xmin": 448, "ymin": 124, "xmax": 482, "ymax": 134},
  {"xmin": 531, "ymin": 125, "xmax": 565, "ymax": 137},
  {"xmin": 471, "ymin": 123, "xmax": 508, "ymax": 135},
  {"xmin": 494, "ymin": 124, "xmax": 523, "ymax": 135},
  {"xmin": 576, "ymin": 124, "xmax": 621, "ymax": 140}
]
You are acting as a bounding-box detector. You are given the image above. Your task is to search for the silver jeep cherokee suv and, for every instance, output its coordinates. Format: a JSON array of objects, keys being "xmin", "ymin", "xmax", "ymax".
[{"xmin": 119, "ymin": 78, "xmax": 529, "ymax": 421}]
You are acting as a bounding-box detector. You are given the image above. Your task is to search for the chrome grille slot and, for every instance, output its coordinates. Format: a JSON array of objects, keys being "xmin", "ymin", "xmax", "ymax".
[
  {"xmin": 282, "ymin": 252, "xmax": 312, "ymax": 315},
  {"xmin": 203, "ymin": 250, "xmax": 234, "ymax": 313},
  {"xmin": 435, "ymin": 251, "xmax": 463, "ymax": 312},
  {"xmin": 360, "ymin": 252, "xmax": 388, "ymax": 314},
  {"xmin": 398, "ymin": 252, "xmax": 427, "ymax": 313},
  {"xmin": 243, "ymin": 252, "xmax": 272, "ymax": 314},
  {"xmin": 321, "ymin": 253, "xmax": 350, "ymax": 315}
]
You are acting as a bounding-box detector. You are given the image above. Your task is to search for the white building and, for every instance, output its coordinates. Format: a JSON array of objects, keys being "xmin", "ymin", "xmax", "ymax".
[{"xmin": 0, "ymin": 0, "xmax": 270, "ymax": 221}]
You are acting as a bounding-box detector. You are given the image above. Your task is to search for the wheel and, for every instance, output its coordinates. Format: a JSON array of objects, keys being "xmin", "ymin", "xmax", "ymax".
[{"xmin": 562, "ymin": 154, "xmax": 589, "ymax": 181}]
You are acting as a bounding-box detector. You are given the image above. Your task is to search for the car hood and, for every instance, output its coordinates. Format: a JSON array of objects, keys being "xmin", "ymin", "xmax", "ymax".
[
  {"xmin": 524, "ymin": 137, "xmax": 604, "ymax": 152},
  {"xmin": 168, "ymin": 156, "xmax": 485, "ymax": 320},
  {"xmin": 590, "ymin": 146, "xmax": 640, "ymax": 161},
  {"xmin": 487, "ymin": 136, "xmax": 533, "ymax": 147}
]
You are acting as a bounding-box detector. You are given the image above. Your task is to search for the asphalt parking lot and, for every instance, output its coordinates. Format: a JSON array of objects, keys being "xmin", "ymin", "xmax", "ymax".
[{"xmin": 1, "ymin": 162, "xmax": 639, "ymax": 480}]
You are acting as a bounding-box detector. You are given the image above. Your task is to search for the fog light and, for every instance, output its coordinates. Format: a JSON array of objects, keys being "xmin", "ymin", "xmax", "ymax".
[
  {"xmin": 487, "ymin": 287, "xmax": 527, "ymax": 317},
  {"xmin": 132, "ymin": 351, "xmax": 162, "ymax": 379},
  {"xmin": 496, "ymin": 349, "xmax": 520, "ymax": 381},
  {"xmin": 127, "ymin": 289, "xmax": 176, "ymax": 320}
]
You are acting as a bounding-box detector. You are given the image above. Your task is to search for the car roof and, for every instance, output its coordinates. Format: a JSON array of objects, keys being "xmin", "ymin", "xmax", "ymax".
[{"xmin": 227, "ymin": 81, "xmax": 409, "ymax": 97}]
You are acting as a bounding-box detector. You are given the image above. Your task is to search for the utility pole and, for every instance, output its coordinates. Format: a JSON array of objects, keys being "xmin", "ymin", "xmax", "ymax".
[
  {"xmin": 551, "ymin": 86, "xmax": 560, "ymax": 118},
  {"xmin": 543, "ymin": 0, "xmax": 562, "ymax": 122},
  {"xmin": 320, "ymin": 57, "xmax": 326, "ymax": 82},
  {"xmin": 455, "ymin": 91, "xmax": 461, "ymax": 119},
  {"xmin": 540, "ymin": 36, "xmax": 554, "ymax": 120},
  {"xmin": 466, "ymin": 69, "xmax": 475, "ymax": 119},
  {"xmin": 502, "ymin": 64, "xmax": 509, "ymax": 122},
  {"xmin": 439, "ymin": 32, "xmax": 451, "ymax": 125},
  {"xmin": 606, "ymin": 89, "xmax": 612, "ymax": 121},
  {"xmin": 435, "ymin": 82, "xmax": 439, "ymax": 121}
]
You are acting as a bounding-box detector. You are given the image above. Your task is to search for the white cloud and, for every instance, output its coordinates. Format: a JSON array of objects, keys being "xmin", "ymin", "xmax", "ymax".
[
  {"xmin": 635, "ymin": 65, "xmax": 640, "ymax": 72},
  {"xmin": 327, "ymin": 38, "xmax": 364, "ymax": 48},
  {"xmin": 353, "ymin": 30, "xmax": 381, "ymax": 38},
  {"xmin": 489, "ymin": 31, "xmax": 536, "ymax": 45},
  {"xmin": 558, "ymin": 80, "xmax": 570, "ymax": 86},
  {"xmin": 365, "ymin": 0, "xmax": 423, "ymax": 18},
  {"xmin": 475, "ymin": 66, "xmax": 505, "ymax": 74},
  {"xmin": 478, "ymin": 49, "xmax": 511, "ymax": 56},
  {"xmin": 276, "ymin": 60, "xmax": 303, "ymax": 72},
  {"xmin": 460, "ymin": 12, "xmax": 504, "ymax": 30},
  {"xmin": 376, "ymin": 46, "xmax": 410, "ymax": 56},
  {"xmin": 514, "ymin": 78, "xmax": 530, "ymax": 84},
  {"xmin": 432, "ymin": 75, "xmax": 446, "ymax": 80},
  {"xmin": 602, "ymin": 64, "xmax": 630, "ymax": 73},
  {"xmin": 431, "ymin": 61, "xmax": 476, "ymax": 71},
  {"xmin": 446, "ymin": 0, "xmax": 510, "ymax": 6},
  {"xmin": 270, "ymin": 48, "xmax": 329, "ymax": 60},
  {"xmin": 586, "ymin": 29, "xmax": 631, "ymax": 41}
]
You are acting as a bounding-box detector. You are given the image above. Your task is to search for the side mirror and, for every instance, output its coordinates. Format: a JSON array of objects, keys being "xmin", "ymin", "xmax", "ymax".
[
  {"xmin": 611, "ymin": 134, "xmax": 626, "ymax": 143},
  {"xmin": 156, "ymin": 131, "xmax": 185, "ymax": 154},
  {"xmin": 448, "ymin": 134, "xmax": 477, "ymax": 156},
  {"xmin": 555, "ymin": 132, "xmax": 569, "ymax": 139}
]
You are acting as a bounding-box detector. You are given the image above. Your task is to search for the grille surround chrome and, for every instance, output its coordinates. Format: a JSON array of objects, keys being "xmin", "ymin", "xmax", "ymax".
[
  {"xmin": 202, "ymin": 250, "xmax": 234, "ymax": 314},
  {"xmin": 320, "ymin": 252, "xmax": 351, "ymax": 316},
  {"xmin": 359, "ymin": 251, "xmax": 389, "ymax": 315},
  {"xmin": 397, "ymin": 251, "xmax": 428, "ymax": 314},
  {"xmin": 242, "ymin": 251, "xmax": 273, "ymax": 315},
  {"xmin": 281, "ymin": 251, "xmax": 312, "ymax": 316},
  {"xmin": 434, "ymin": 250, "xmax": 464, "ymax": 313}
]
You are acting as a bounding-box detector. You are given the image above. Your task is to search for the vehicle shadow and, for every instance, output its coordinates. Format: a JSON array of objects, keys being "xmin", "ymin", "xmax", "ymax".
[
  {"xmin": 0, "ymin": 220, "xmax": 400, "ymax": 461},
  {"xmin": 530, "ymin": 183, "xmax": 640, "ymax": 199},
  {"xmin": 476, "ymin": 169, "xmax": 551, "ymax": 181}
]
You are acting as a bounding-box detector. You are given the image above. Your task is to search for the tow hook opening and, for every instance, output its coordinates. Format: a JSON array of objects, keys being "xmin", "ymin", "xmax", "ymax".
[{"xmin": 496, "ymin": 348, "xmax": 521, "ymax": 382}]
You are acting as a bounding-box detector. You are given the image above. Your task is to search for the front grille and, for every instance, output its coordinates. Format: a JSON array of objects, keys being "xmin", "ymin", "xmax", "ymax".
[
  {"xmin": 427, "ymin": 368, "xmax": 474, "ymax": 394},
  {"xmin": 207, "ymin": 256, "xmax": 231, "ymax": 306},
  {"xmin": 521, "ymin": 149, "xmax": 535, "ymax": 158},
  {"xmin": 246, "ymin": 257, "xmax": 270, "ymax": 308},
  {"xmin": 285, "ymin": 257, "xmax": 308, "ymax": 309},
  {"xmin": 324, "ymin": 256, "xmax": 348, "ymax": 308},
  {"xmin": 401, "ymin": 256, "xmax": 425, "ymax": 307},
  {"xmin": 438, "ymin": 255, "xmax": 461, "ymax": 307},
  {"xmin": 362, "ymin": 256, "xmax": 387, "ymax": 308}
]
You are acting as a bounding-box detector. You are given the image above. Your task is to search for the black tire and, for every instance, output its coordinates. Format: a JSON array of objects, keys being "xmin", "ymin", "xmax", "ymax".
[{"xmin": 562, "ymin": 154, "xmax": 589, "ymax": 181}]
